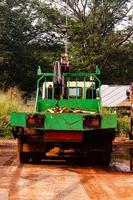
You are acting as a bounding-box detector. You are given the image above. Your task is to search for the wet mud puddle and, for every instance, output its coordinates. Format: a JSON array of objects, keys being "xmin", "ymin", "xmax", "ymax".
[{"xmin": 111, "ymin": 141, "xmax": 133, "ymax": 172}]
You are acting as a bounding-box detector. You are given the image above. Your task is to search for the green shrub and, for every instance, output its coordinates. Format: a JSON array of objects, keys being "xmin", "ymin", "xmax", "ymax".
[
  {"xmin": 117, "ymin": 115, "xmax": 130, "ymax": 136},
  {"xmin": 101, "ymin": 107, "xmax": 115, "ymax": 115},
  {"xmin": 102, "ymin": 107, "xmax": 130, "ymax": 137},
  {"xmin": 0, "ymin": 87, "xmax": 33, "ymax": 138}
]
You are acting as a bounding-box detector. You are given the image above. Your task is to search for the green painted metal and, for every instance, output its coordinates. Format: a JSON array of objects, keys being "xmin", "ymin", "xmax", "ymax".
[
  {"xmin": 37, "ymin": 66, "xmax": 101, "ymax": 77},
  {"xmin": 76, "ymin": 77, "xmax": 78, "ymax": 98},
  {"xmin": 36, "ymin": 74, "xmax": 45, "ymax": 111},
  {"xmin": 36, "ymin": 72, "xmax": 54, "ymax": 111},
  {"xmin": 101, "ymin": 114, "xmax": 117, "ymax": 129},
  {"xmin": 96, "ymin": 66, "xmax": 101, "ymax": 75},
  {"xmin": 83, "ymin": 77, "xmax": 86, "ymax": 99},
  {"xmin": 35, "ymin": 71, "xmax": 101, "ymax": 111},
  {"xmin": 37, "ymin": 99, "xmax": 100, "ymax": 112},
  {"xmin": 63, "ymin": 73, "xmax": 98, "ymax": 77},
  {"xmin": 68, "ymin": 77, "xmax": 70, "ymax": 98},
  {"xmin": 45, "ymin": 113, "xmax": 83, "ymax": 130},
  {"xmin": 10, "ymin": 112, "xmax": 117, "ymax": 131},
  {"xmin": 37, "ymin": 66, "xmax": 42, "ymax": 75},
  {"xmin": 10, "ymin": 112, "xmax": 27, "ymax": 127},
  {"xmin": 10, "ymin": 66, "xmax": 117, "ymax": 132},
  {"xmin": 45, "ymin": 113, "xmax": 117, "ymax": 131}
]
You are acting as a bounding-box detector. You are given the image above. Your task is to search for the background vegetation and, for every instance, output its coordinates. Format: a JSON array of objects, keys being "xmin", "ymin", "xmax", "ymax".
[
  {"xmin": 117, "ymin": 115, "xmax": 130, "ymax": 137},
  {"xmin": 102, "ymin": 107, "xmax": 130, "ymax": 137},
  {"xmin": 0, "ymin": 88, "xmax": 33, "ymax": 138},
  {"xmin": 0, "ymin": 0, "xmax": 133, "ymax": 92}
]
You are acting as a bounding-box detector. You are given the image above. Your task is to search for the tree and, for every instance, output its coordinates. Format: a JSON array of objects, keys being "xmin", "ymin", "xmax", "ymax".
[
  {"xmin": 0, "ymin": 0, "xmax": 63, "ymax": 91},
  {"xmin": 0, "ymin": 0, "xmax": 132, "ymax": 90},
  {"xmin": 49, "ymin": 0, "xmax": 133, "ymax": 83}
]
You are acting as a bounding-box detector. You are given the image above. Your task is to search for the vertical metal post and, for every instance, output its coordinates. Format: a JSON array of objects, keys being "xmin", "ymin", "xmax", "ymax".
[
  {"xmin": 52, "ymin": 77, "xmax": 54, "ymax": 99},
  {"xmin": 84, "ymin": 77, "xmax": 86, "ymax": 99},
  {"xmin": 76, "ymin": 77, "xmax": 78, "ymax": 98},
  {"xmin": 35, "ymin": 74, "xmax": 45, "ymax": 112},
  {"xmin": 35, "ymin": 81, "xmax": 39, "ymax": 112},
  {"xmin": 62, "ymin": 75, "xmax": 65, "ymax": 98},
  {"xmin": 68, "ymin": 77, "xmax": 70, "ymax": 99},
  {"xmin": 91, "ymin": 80, "xmax": 94, "ymax": 99},
  {"xmin": 45, "ymin": 77, "xmax": 46, "ymax": 98}
]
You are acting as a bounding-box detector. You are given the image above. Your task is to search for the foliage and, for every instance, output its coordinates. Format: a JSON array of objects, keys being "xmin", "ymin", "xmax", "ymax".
[
  {"xmin": 101, "ymin": 107, "xmax": 130, "ymax": 136},
  {"xmin": 0, "ymin": 0, "xmax": 133, "ymax": 91},
  {"xmin": 0, "ymin": 87, "xmax": 33, "ymax": 138},
  {"xmin": 117, "ymin": 115, "xmax": 130, "ymax": 136},
  {"xmin": 101, "ymin": 107, "xmax": 115, "ymax": 115},
  {"xmin": 101, "ymin": 43, "xmax": 133, "ymax": 84},
  {"xmin": 51, "ymin": 0, "xmax": 133, "ymax": 83},
  {"xmin": 0, "ymin": 0, "xmax": 63, "ymax": 91}
]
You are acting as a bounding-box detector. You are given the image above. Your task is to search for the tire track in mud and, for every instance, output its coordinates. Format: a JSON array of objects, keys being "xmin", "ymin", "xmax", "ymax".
[
  {"xmin": 3, "ymin": 155, "xmax": 17, "ymax": 166},
  {"xmin": 8, "ymin": 163, "xmax": 24, "ymax": 200},
  {"xmin": 76, "ymin": 167, "xmax": 117, "ymax": 200},
  {"xmin": 81, "ymin": 176, "xmax": 112, "ymax": 200},
  {"xmin": 9, "ymin": 165, "xmax": 90, "ymax": 200},
  {"xmin": 1, "ymin": 140, "xmax": 133, "ymax": 200},
  {"xmin": 0, "ymin": 139, "xmax": 17, "ymax": 166},
  {"xmin": 0, "ymin": 140, "xmax": 22, "ymax": 200},
  {"xmin": 70, "ymin": 166, "xmax": 128, "ymax": 200},
  {"xmin": 6, "ymin": 162, "xmax": 133, "ymax": 200},
  {"xmin": 94, "ymin": 168, "xmax": 133, "ymax": 200}
]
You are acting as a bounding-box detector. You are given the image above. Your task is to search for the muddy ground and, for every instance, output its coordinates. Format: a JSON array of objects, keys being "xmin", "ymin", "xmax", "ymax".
[{"xmin": 0, "ymin": 139, "xmax": 133, "ymax": 200}]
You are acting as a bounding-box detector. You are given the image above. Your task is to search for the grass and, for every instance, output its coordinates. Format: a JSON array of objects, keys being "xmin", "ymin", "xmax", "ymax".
[
  {"xmin": 101, "ymin": 107, "xmax": 115, "ymax": 115},
  {"xmin": 117, "ymin": 115, "xmax": 130, "ymax": 137},
  {"xmin": 0, "ymin": 87, "xmax": 33, "ymax": 138}
]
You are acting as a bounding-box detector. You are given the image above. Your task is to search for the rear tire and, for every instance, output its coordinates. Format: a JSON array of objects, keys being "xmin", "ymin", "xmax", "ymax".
[
  {"xmin": 83, "ymin": 129, "xmax": 114, "ymax": 165},
  {"xmin": 99, "ymin": 152, "xmax": 111, "ymax": 166},
  {"xmin": 87, "ymin": 152, "xmax": 111, "ymax": 166},
  {"xmin": 19, "ymin": 152, "xmax": 30, "ymax": 164},
  {"xmin": 30, "ymin": 152, "xmax": 42, "ymax": 163}
]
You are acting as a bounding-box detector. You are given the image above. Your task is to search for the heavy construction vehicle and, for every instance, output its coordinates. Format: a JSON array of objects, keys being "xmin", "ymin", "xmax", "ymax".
[{"xmin": 10, "ymin": 54, "xmax": 117, "ymax": 165}]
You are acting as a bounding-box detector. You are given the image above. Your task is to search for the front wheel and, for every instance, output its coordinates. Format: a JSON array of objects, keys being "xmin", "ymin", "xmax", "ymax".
[{"xmin": 19, "ymin": 152, "xmax": 30, "ymax": 164}]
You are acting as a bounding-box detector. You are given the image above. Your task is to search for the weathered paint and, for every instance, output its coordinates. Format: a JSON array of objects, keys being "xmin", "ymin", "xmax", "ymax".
[
  {"xmin": 101, "ymin": 114, "xmax": 117, "ymax": 129},
  {"xmin": 11, "ymin": 112, "xmax": 117, "ymax": 130},
  {"xmin": 10, "ymin": 112, "xmax": 27, "ymax": 127},
  {"xmin": 45, "ymin": 131, "xmax": 83, "ymax": 142},
  {"xmin": 37, "ymin": 99, "xmax": 100, "ymax": 112},
  {"xmin": 45, "ymin": 113, "xmax": 83, "ymax": 130}
]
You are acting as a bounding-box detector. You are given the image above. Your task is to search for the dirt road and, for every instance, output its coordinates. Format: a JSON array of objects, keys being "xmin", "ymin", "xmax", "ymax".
[{"xmin": 0, "ymin": 139, "xmax": 133, "ymax": 200}]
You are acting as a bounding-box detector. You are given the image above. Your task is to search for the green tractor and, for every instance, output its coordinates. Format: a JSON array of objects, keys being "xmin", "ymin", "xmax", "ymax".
[{"xmin": 11, "ymin": 56, "xmax": 117, "ymax": 164}]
